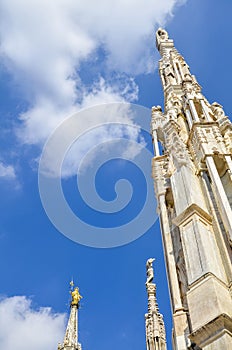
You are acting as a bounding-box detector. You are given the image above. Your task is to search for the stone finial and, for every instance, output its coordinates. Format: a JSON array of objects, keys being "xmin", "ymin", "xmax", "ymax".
[{"xmin": 152, "ymin": 105, "xmax": 162, "ymax": 114}]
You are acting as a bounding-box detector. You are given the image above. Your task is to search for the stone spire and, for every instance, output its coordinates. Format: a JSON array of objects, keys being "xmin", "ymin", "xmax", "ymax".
[
  {"xmin": 151, "ymin": 28, "xmax": 232, "ymax": 349},
  {"xmin": 58, "ymin": 282, "xmax": 82, "ymax": 350},
  {"xmin": 145, "ymin": 258, "xmax": 167, "ymax": 350}
]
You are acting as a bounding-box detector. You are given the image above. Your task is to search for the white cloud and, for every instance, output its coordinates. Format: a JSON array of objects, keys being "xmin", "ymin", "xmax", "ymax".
[
  {"xmin": 17, "ymin": 77, "xmax": 138, "ymax": 146},
  {"xmin": 0, "ymin": 296, "xmax": 66, "ymax": 350},
  {"xmin": 0, "ymin": 0, "xmax": 185, "ymax": 174},
  {"xmin": 74, "ymin": 0, "xmax": 180, "ymax": 74},
  {"xmin": 0, "ymin": 162, "xmax": 16, "ymax": 179},
  {"xmin": 61, "ymin": 104, "xmax": 144, "ymax": 178}
]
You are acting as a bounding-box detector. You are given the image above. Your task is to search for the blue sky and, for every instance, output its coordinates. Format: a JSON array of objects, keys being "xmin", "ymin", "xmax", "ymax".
[{"xmin": 0, "ymin": 1, "xmax": 232, "ymax": 349}]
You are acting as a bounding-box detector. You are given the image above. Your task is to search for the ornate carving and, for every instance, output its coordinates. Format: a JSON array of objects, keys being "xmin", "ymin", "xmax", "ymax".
[
  {"xmin": 146, "ymin": 283, "xmax": 156, "ymax": 296},
  {"xmin": 210, "ymin": 108, "xmax": 232, "ymax": 153},
  {"xmin": 223, "ymin": 128, "xmax": 232, "ymax": 153},
  {"xmin": 164, "ymin": 121, "xmax": 193, "ymax": 171},
  {"xmin": 166, "ymin": 92, "xmax": 183, "ymax": 113},
  {"xmin": 152, "ymin": 157, "xmax": 170, "ymax": 197},
  {"xmin": 158, "ymin": 313, "xmax": 167, "ymax": 341}
]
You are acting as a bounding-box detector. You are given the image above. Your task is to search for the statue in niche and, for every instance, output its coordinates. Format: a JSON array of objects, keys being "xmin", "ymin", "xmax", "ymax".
[
  {"xmin": 200, "ymin": 98, "xmax": 215, "ymax": 121},
  {"xmin": 164, "ymin": 63, "xmax": 176, "ymax": 85},
  {"xmin": 178, "ymin": 56, "xmax": 192, "ymax": 80},
  {"xmin": 182, "ymin": 81, "xmax": 196, "ymax": 98},
  {"xmin": 166, "ymin": 92, "xmax": 182, "ymax": 116},
  {"xmin": 165, "ymin": 93, "xmax": 190, "ymax": 143},
  {"xmin": 176, "ymin": 249, "xmax": 188, "ymax": 309},
  {"xmin": 166, "ymin": 93, "xmax": 186, "ymax": 133},
  {"xmin": 172, "ymin": 139, "xmax": 188, "ymax": 167},
  {"xmin": 166, "ymin": 129, "xmax": 192, "ymax": 170},
  {"xmin": 166, "ymin": 154, "xmax": 176, "ymax": 177},
  {"xmin": 177, "ymin": 114, "xmax": 189, "ymax": 143}
]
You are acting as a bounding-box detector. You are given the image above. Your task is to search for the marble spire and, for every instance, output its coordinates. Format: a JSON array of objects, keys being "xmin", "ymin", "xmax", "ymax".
[
  {"xmin": 145, "ymin": 258, "xmax": 167, "ymax": 350},
  {"xmin": 58, "ymin": 281, "xmax": 82, "ymax": 350}
]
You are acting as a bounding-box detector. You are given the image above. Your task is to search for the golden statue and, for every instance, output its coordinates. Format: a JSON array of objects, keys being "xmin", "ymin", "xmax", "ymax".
[{"xmin": 71, "ymin": 287, "xmax": 82, "ymax": 306}]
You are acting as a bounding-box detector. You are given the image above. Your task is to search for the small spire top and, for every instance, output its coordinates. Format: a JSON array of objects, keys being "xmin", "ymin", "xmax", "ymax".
[
  {"xmin": 156, "ymin": 28, "xmax": 169, "ymax": 49},
  {"xmin": 57, "ymin": 280, "xmax": 82, "ymax": 350},
  {"xmin": 70, "ymin": 279, "xmax": 74, "ymax": 288}
]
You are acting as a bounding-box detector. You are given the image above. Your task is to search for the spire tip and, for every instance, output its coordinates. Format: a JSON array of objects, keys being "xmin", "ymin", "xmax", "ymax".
[{"xmin": 156, "ymin": 28, "xmax": 169, "ymax": 50}]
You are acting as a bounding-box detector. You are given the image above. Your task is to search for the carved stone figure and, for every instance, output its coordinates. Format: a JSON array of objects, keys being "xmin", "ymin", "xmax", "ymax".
[
  {"xmin": 211, "ymin": 102, "xmax": 225, "ymax": 120},
  {"xmin": 151, "ymin": 105, "xmax": 163, "ymax": 123},
  {"xmin": 164, "ymin": 121, "xmax": 193, "ymax": 170},
  {"xmin": 167, "ymin": 108, "xmax": 178, "ymax": 121},
  {"xmin": 178, "ymin": 56, "xmax": 192, "ymax": 80},
  {"xmin": 146, "ymin": 258, "xmax": 155, "ymax": 284},
  {"xmin": 176, "ymin": 249, "xmax": 188, "ymax": 309},
  {"xmin": 151, "ymin": 106, "xmax": 165, "ymax": 142},
  {"xmin": 177, "ymin": 114, "xmax": 189, "ymax": 143},
  {"xmin": 182, "ymin": 81, "xmax": 195, "ymax": 98},
  {"xmin": 166, "ymin": 92, "xmax": 181, "ymax": 110}
]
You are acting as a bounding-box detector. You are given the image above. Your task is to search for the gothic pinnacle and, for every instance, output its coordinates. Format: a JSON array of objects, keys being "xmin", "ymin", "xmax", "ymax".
[
  {"xmin": 151, "ymin": 26, "xmax": 232, "ymax": 349},
  {"xmin": 145, "ymin": 259, "xmax": 167, "ymax": 350},
  {"xmin": 57, "ymin": 281, "xmax": 82, "ymax": 350}
]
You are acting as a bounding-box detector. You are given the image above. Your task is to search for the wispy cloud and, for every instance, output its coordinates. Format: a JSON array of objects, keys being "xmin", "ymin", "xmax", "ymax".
[{"xmin": 0, "ymin": 162, "xmax": 16, "ymax": 179}]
